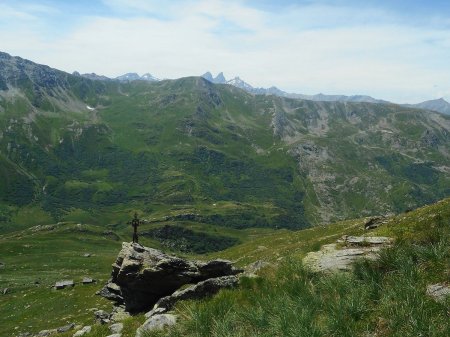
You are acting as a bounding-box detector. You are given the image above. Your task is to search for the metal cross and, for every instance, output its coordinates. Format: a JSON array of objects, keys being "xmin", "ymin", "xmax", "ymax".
[{"xmin": 127, "ymin": 213, "xmax": 142, "ymax": 243}]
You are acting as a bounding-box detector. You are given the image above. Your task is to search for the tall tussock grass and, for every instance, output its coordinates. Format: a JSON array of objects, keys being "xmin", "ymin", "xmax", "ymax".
[{"xmin": 145, "ymin": 225, "xmax": 449, "ymax": 337}]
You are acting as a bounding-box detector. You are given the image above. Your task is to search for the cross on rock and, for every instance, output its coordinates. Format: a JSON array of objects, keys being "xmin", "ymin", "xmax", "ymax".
[{"xmin": 127, "ymin": 213, "xmax": 143, "ymax": 243}]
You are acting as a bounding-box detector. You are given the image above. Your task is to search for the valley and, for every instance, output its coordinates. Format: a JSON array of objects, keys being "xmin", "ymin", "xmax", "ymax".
[
  {"xmin": 1, "ymin": 52, "xmax": 449, "ymax": 236},
  {"xmin": 0, "ymin": 51, "xmax": 449, "ymax": 337}
]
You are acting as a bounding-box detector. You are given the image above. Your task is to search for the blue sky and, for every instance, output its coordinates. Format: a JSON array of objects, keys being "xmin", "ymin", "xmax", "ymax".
[{"xmin": 1, "ymin": 0, "xmax": 449, "ymax": 103}]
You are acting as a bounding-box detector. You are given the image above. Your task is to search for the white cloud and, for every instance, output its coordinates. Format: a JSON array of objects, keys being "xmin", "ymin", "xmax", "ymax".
[
  {"xmin": 0, "ymin": 4, "xmax": 37, "ymax": 20},
  {"xmin": 102, "ymin": 0, "xmax": 163, "ymax": 14},
  {"xmin": 1, "ymin": 0, "xmax": 450, "ymax": 103}
]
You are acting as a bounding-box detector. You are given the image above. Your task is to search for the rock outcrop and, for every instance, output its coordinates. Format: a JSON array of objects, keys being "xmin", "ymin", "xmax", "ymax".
[
  {"xmin": 303, "ymin": 235, "xmax": 393, "ymax": 272},
  {"xmin": 98, "ymin": 242, "xmax": 242, "ymax": 312},
  {"xmin": 145, "ymin": 275, "xmax": 239, "ymax": 317},
  {"xmin": 364, "ymin": 216, "xmax": 389, "ymax": 230}
]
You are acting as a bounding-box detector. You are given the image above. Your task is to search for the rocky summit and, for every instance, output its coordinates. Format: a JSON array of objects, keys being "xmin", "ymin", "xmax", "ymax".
[{"xmin": 98, "ymin": 242, "xmax": 242, "ymax": 312}]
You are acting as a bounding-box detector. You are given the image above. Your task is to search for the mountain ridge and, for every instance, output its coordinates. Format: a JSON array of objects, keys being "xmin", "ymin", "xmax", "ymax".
[
  {"xmin": 200, "ymin": 71, "xmax": 450, "ymax": 114},
  {"xmin": 0, "ymin": 52, "xmax": 449, "ymax": 233}
]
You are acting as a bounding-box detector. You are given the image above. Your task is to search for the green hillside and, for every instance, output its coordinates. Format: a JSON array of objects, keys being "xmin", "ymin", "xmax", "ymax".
[
  {"xmin": 1, "ymin": 52, "xmax": 449, "ymax": 235},
  {"xmin": 0, "ymin": 195, "xmax": 448, "ymax": 336}
]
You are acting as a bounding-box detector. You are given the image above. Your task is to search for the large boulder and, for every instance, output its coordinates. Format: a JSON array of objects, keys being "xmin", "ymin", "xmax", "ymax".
[{"xmin": 99, "ymin": 242, "xmax": 242, "ymax": 312}]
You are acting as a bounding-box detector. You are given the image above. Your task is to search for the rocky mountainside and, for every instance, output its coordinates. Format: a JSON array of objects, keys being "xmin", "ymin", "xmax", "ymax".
[{"xmin": 1, "ymin": 52, "xmax": 450, "ymax": 233}]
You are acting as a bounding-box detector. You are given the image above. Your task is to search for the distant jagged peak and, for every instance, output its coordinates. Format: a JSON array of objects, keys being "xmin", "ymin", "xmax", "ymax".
[
  {"xmin": 201, "ymin": 72, "xmax": 227, "ymax": 84},
  {"xmin": 199, "ymin": 71, "xmax": 386, "ymax": 104},
  {"xmin": 141, "ymin": 73, "xmax": 159, "ymax": 81},
  {"xmin": 201, "ymin": 71, "xmax": 214, "ymax": 82},
  {"xmin": 214, "ymin": 72, "xmax": 226, "ymax": 84},
  {"xmin": 227, "ymin": 76, "xmax": 254, "ymax": 91}
]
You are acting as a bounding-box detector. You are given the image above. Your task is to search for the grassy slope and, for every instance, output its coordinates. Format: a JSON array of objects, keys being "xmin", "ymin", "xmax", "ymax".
[
  {"xmin": 1, "ymin": 198, "xmax": 448, "ymax": 336},
  {"xmin": 146, "ymin": 197, "xmax": 450, "ymax": 337}
]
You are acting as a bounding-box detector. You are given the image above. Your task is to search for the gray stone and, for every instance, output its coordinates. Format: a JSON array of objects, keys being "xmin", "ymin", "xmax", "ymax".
[
  {"xmin": 82, "ymin": 277, "xmax": 95, "ymax": 284},
  {"xmin": 73, "ymin": 326, "xmax": 91, "ymax": 337},
  {"xmin": 0, "ymin": 261, "xmax": 4, "ymax": 269},
  {"xmin": 341, "ymin": 235, "xmax": 393, "ymax": 246},
  {"xmin": 145, "ymin": 306, "xmax": 167, "ymax": 318},
  {"xmin": 110, "ymin": 305, "xmax": 130, "ymax": 322},
  {"xmin": 99, "ymin": 242, "xmax": 242, "ymax": 312},
  {"xmin": 96, "ymin": 281, "xmax": 123, "ymax": 302},
  {"xmin": 146, "ymin": 275, "xmax": 239, "ymax": 317},
  {"xmin": 55, "ymin": 280, "xmax": 74, "ymax": 289},
  {"xmin": 57, "ymin": 323, "xmax": 75, "ymax": 332},
  {"xmin": 303, "ymin": 235, "xmax": 393, "ymax": 273},
  {"xmin": 106, "ymin": 334, "xmax": 121, "ymax": 337},
  {"xmin": 36, "ymin": 329, "xmax": 57, "ymax": 337},
  {"xmin": 94, "ymin": 309, "xmax": 111, "ymax": 324},
  {"xmin": 426, "ymin": 283, "xmax": 450, "ymax": 302},
  {"xmin": 3, "ymin": 288, "xmax": 8, "ymax": 295},
  {"xmin": 364, "ymin": 216, "xmax": 388, "ymax": 230},
  {"xmin": 109, "ymin": 323, "xmax": 123, "ymax": 334},
  {"xmin": 83, "ymin": 253, "xmax": 91, "ymax": 257},
  {"xmin": 245, "ymin": 260, "xmax": 271, "ymax": 275},
  {"xmin": 136, "ymin": 314, "xmax": 177, "ymax": 337}
]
